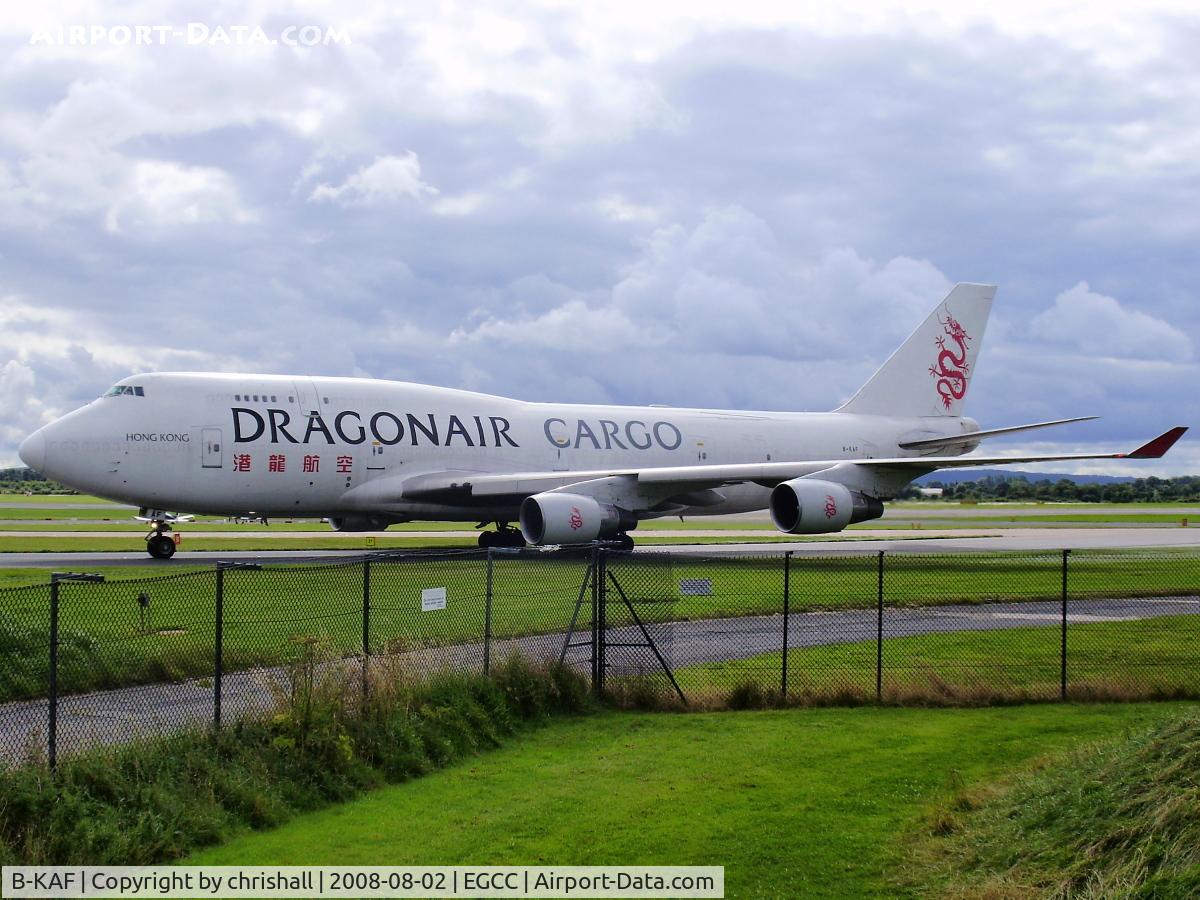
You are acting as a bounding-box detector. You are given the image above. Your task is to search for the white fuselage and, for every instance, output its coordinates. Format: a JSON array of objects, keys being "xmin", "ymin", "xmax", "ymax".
[{"xmin": 21, "ymin": 373, "xmax": 973, "ymax": 521}]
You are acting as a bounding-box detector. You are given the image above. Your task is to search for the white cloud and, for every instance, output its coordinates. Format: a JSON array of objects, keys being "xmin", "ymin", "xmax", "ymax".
[
  {"xmin": 309, "ymin": 153, "xmax": 438, "ymax": 206},
  {"xmin": 0, "ymin": 359, "xmax": 47, "ymax": 450},
  {"xmin": 1029, "ymin": 282, "xmax": 1193, "ymax": 362},
  {"xmin": 105, "ymin": 160, "xmax": 256, "ymax": 233},
  {"xmin": 598, "ymin": 194, "xmax": 660, "ymax": 223},
  {"xmin": 451, "ymin": 298, "xmax": 655, "ymax": 350},
  {"xmin": 431, "ymin": 191, "xmax": 487, "ymax": 216}
]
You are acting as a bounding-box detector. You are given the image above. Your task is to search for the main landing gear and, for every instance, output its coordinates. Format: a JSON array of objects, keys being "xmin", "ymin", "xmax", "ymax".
[
  {"xmin": 145, "ymin": 521, "xmax": 177, "ymax": 559},
  {"xmin": 477, "ymin": 523, "xmax": 526, "ymax": 549}
]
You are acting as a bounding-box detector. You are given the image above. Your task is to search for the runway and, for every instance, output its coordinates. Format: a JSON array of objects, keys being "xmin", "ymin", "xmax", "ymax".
[{"xmin": 0, "ymin": 526, "xmax": 1197, "ymax": 568}]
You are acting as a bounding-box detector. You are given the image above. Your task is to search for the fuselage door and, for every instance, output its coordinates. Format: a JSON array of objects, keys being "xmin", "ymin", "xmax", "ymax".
[{"xmin": 202, "ymin": 428, "xmax": 223, "ymax": 468}]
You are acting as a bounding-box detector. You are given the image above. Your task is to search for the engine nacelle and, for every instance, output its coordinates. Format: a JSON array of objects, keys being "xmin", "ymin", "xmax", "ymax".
[
  {"xmin": 519, "ymin": 492, "xmax": 636, "ymax": 545},
  {"xmin": 328, "ymin": 516, "xmax": 396, "ymax": 532},
  {"xmin": 769, "ymin": 479, "xmax": 884, "ymax": 534}
]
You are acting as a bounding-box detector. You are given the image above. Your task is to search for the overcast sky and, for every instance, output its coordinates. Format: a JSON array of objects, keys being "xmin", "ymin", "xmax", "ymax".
[{"xmin": 1, "ymin": 1, "xmax": 1197, "ymax": 474}]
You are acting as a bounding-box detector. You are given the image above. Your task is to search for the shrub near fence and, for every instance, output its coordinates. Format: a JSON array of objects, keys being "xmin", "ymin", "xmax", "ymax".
[{"xmin": 1, "ymin": 547, "xmax": 1198, "ymax": 767}]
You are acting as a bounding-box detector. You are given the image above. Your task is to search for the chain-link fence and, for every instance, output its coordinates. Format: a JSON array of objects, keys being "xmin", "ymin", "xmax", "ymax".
[{"xmin": 1, "ymin": 546, "xmax": 1197, "ymax": 767}]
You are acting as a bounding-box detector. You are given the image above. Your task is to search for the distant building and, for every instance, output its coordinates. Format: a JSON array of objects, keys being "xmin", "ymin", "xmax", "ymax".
[{"xmin": 918, "ymin": 487, "xmax": 944, "ymax": 497}]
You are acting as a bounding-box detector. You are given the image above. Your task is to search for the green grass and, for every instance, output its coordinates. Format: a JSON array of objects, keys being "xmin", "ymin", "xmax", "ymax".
[
  {"xmin": 892, "ymin": 504, "xmax": 1200, "ymax": 511},
  {"xmin": 0, "ymin": 507, "xmax": 144, "ymax": 521},
  {"xmin": 1, "ymin": 550, "xmax": 1196, "ymax": 703},
  {"xmin": 0, "ymin": 566, "xmax": 212, "ymax": 588},
  {"xmin": 856, "ymin": 513, "xmax": 1199, "ymax": 527},
  {"xmin": 186, "ymin": 703, "xmax": 1197, "ymax": 898},
  {"xmin": 0, "ymin": 658, "xmax": 594, "ymax": 866},
  {"xmin": 675, "ymin": 615, "xmax": 1200, "ymax": 704},
  {"xmin": 0, "ymin": 493, "xmax": 102, "ymax": 504},
  {"xmin": 908, "ymin": 713, "xmax": 1200, "ymax": 897}
]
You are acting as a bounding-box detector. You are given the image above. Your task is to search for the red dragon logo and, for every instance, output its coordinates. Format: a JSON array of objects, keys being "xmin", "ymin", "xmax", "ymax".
[
  {"xmin": 568, "ymin": 507, "xmax": 584, "ymax": 531},
  {"xmin": 824, "ymin": 495, "xmax": 838, "ymax": 518},
  {"xmin": 929, "ymin": 312, "xmax": 971, "ymax": 410}
]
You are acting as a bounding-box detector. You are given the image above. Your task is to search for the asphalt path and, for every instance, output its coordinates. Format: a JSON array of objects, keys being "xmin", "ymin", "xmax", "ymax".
[{"xmin": 4, "ymin": 594, "xmax": 1197, "ymax": 765}]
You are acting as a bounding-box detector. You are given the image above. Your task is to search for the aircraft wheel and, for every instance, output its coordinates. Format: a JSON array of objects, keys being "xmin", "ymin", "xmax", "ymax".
[
  {"xmin": 504, "ymin": 530, "xmax": 526, "ymax": 548},
  {"xmin": 613, "ymin": 534, "xmax": 635, "ymax": 552},
  {"xmin": 478, "ymin": 531, "xmax": 495, "ymax": 549},
  {"xmin": 147, "ymin": 535, "xmax": 176, "ymax": 559}
]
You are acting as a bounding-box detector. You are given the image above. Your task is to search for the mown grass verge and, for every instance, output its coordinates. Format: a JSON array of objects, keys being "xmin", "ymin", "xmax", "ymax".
[
  {"xmin": 0, "ymin": 655, "xmax": 592, "ymax": 866},
  {"xmin": 186, "ymin": 703, "xmax": 1196, "ymax": 898},
  {"xmin": 904, "ymin": 713, "xmax": 1200, "ymax": 897}
]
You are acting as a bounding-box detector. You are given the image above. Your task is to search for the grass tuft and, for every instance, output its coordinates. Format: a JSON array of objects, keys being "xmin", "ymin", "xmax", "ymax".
[{"xmin": 905, "ymin": 714, "xmax": 1200, "ymax": 897}]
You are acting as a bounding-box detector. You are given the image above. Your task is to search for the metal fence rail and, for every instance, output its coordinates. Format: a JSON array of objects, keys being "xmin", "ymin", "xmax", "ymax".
[{"xmin": 1, "ymin": 546, "xmax": 1197, "ymax": 767}]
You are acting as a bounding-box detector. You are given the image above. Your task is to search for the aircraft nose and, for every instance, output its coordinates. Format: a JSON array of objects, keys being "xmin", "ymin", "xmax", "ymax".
[{"xmin": 18, "ymin": 427, "xmax": 47, "ymax": 472}]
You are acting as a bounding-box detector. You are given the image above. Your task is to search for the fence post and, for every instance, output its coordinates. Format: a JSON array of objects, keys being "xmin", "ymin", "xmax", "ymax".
[
  {"xmin": 47, "ymin": 573, "xmax": 103, "ymax": 770},
  {"xmin": 590, "ymin": 547, "xmax": 600, "ymax": 696},
  {"xmin": 48, "ymin": 576, "xmax": 59, "ymax": 771},
  {"xmin": 876, "ymin": 551, "xmax": 884, "ymax": 702},
  {"xmin": 484, "ymin": 549, "xmax": 493, "ymax": 676},
  {"xmin": 214, "ymin": 565, "xmax": 224, "ymax": 730},
  {"xmin": 781, "ymin": 551, "xmax": 792, "ymax": 700},
  {"xmin": 211, "ymin": 562, "xmax": 258, "ymax": 731},
  {"xmin": 362, "ymin": 558, "xmax": 371, "ymax": 703},
  {"xmin": 593, "ymin": 546, "xmax": 607, "ymax": 697},
  {"xmin": 1061, "ymin": 548, "xmax": 1069, "ymax": 701}
]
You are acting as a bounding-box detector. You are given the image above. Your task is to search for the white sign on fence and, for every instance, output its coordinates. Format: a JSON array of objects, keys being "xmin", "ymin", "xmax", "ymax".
[
  {"xmin": 421, "ymin": 587, "xmax": 447, "ymax": 612},
  {"xmin": 679, "ymin": 578, "xmax": 712, "ymax": 596}
]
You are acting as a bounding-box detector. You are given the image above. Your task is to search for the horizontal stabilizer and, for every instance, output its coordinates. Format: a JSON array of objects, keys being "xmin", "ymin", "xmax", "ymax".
[{"xmin": 898, "ymin": 416, "xmax": 1098, "ymax": 450}]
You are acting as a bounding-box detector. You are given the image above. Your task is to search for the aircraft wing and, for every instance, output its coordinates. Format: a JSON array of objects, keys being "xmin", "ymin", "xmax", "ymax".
[{"xmin": 396, "ymin": 427, "xmax": 1187, "ymax": 503}]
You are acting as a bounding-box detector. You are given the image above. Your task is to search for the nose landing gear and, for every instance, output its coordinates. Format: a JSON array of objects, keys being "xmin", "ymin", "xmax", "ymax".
[
  {"xmin": 136, "ymin": 508, "xmax": 190, "ymax": 559},
  {"xmin": 146, "ymin": 524, "xmax": 177, "ymax": 559}
]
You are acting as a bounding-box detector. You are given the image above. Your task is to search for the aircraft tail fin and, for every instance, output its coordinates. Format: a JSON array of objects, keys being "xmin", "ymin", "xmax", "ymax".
[{"xmin": 836, "ymin": 283, "xmax": 996, "ymax": 418}]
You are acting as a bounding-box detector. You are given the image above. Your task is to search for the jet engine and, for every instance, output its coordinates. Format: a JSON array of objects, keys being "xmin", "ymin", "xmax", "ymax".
[
  {"xmin": 519, "ymin": 492, "xmax": 637, "ymax": 545},
  {"xmin": 328, "ymin": 516, "xmax": 396, "ymax": 532},
  {"xmin": 769, "ymin": 479, "xmax": 884, "ymax": 534}
]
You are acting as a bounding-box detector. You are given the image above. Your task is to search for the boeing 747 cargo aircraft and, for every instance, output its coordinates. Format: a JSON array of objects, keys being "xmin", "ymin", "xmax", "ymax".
[{"xmin": 18, "ymin": 284, "xmax": 1186, "ymax": 557}]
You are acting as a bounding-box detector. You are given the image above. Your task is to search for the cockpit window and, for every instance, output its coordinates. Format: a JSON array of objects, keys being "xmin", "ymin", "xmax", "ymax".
[{"xmin": 103, "ymin": 385, "xmax": 145, "ymax": 397}]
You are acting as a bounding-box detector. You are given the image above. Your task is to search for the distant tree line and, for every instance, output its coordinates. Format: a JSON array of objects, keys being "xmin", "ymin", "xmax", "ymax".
[
  {"xmin": 900, "ymin": 475, "xmax": 1200, "ymax": 503},
  {"xmin": 0, "ymin": 468, "xmax": 76, "ymax": 495}
]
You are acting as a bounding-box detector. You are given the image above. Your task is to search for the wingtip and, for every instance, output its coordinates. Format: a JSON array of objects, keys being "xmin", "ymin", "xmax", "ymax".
[{"xmin": 1124, "ymin": 426, "xmax": 1189, "ymax": 459}]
